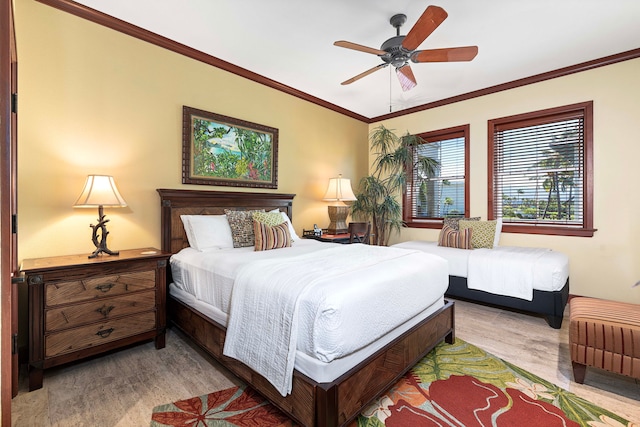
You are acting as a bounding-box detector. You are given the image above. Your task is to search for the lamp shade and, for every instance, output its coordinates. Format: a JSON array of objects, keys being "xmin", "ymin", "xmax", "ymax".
[
  {"xmin": 73, "ymin": 175, "xmax": 127, "ymax": 208},
  {"xmin": 322, "ymin": 175, "xmax": 357, "ymax": 202}
]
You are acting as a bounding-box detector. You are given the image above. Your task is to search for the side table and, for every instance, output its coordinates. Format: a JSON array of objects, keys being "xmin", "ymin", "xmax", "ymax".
[
  {"xmin": 302, "ymin": 229, "xmax": 351, "ymax": 244},
  {"xmin": 21, "ymin": 247, "xmax": 171, "ymax": 390}
]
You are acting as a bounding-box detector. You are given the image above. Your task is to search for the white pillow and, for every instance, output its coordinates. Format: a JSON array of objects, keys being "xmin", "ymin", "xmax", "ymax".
[
  {"xmin": 180, "ymin": 215, "xmax": 234, "ymax": 251},
  {"xmin": 269, "ymin": 209, "xmax": 300, "ymax": 241},
  {"xmin": 493, "ymin": 217, "xmax": 503, "ymax": 248}
]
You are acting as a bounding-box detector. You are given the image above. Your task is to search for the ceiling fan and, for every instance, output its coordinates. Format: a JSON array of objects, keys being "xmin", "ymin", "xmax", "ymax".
[{"xmin": 334, "ymin": 5, "xmax": 478, "ymax": 91}]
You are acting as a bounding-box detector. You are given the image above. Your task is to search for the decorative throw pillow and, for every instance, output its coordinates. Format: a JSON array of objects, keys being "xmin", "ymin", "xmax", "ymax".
[
  {"xmin": 443, "ymin": 216, "xmax": 480, "ymax": 231},
  {"xmin": 252, "ymin": 211, "xmax": 285, "ymax": 227},
  {"xmin": 224, "ymin": 209, "xmax": 265, "ymax": 248},
  {"xmin": 438, "ymin": 224, "xmax": 472, "ymax": 249},
  {"xmin": 253, "ymin": 221, "xmax": 291, "ymax": 251},
  {"xmin": 459, "ymin": 220, "xmax": 497, "ymax": 249}
]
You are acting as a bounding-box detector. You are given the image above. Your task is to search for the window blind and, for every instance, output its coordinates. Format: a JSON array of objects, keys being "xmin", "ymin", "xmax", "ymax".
[
  {"xmin": 493, "ymin": 115, "xmax": 585, "ymax": 226},
  {"xmin": 409, "ymin": 135, "xmax": 466, "ymax": 219}
]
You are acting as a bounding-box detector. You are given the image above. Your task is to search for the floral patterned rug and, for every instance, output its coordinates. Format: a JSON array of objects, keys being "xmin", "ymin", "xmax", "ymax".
[{"xmin": 151, "ymin": 338, "xmax": 636, "ymax": 427}]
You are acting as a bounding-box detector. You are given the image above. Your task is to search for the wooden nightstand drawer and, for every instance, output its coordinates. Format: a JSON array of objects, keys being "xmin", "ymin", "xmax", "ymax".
[
  {"xmin": 45, "ymin": 290, "xmax": 157, "ymax": 332},
  {"xmin": 45, "ymin": 270, "xmax": 156, "ymax": 306},
  {"xmin": 45, "ymin": 311, "xmax": 156, "ymax": 358}
]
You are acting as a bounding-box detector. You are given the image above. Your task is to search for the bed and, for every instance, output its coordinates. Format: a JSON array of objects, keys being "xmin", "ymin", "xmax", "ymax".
[
  {"xmin": 393, "ymin": 240, "xmax": 569, "ymax": 329},
  {"xmin": 157, "ymin": 189, "xmax": 455, "ymax": 427}
]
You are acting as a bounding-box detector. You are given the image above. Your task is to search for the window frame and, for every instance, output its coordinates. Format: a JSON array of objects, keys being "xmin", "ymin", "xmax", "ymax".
[
  {"xmin": 404, "ymin": 124, "xmax": 470, "ymax": 229},
  {"xmin": 487, "ymin": 101, "xmax": 595, "ymax": 237}
]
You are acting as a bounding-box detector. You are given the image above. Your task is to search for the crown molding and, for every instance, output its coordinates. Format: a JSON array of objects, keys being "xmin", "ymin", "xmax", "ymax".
[{"xmin": 35, "ymin": 0, "xmax": 640, "ymax": 124}]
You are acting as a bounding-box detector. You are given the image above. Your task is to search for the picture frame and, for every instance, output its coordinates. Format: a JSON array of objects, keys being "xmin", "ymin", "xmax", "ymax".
[{"xmin": 182, "ymin": 106, "xmax": 278, "ymax": 189}]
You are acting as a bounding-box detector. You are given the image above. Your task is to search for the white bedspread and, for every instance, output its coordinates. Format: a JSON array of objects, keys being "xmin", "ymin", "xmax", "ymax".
[
  {"xmin": 171, "ymin": 240, "xmax": 448, "ymax": 359},
  {"xmin": 222, "ymin": 244, "xmax": 445, "ymax": 396},
  {"xmin": 170, "ymin": 240, "xmax": 325, "ymax": 315},
  {"xmin": 467, "ymin": 246, "xmax": 552, "ymax": 301}
]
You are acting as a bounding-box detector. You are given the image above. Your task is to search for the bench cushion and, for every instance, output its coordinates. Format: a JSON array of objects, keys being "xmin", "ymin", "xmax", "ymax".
[{"xmin": 570, "ymin": 297, "xmax": 640, "ymax": 380}]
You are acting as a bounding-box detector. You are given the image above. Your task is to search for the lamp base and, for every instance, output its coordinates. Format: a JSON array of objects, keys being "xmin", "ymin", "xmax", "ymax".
[
  {"xmin": 88, "ymin": 205, "xmax": 119, "ymax": 259},
  {"xmin": 88, "ymin": 246, "xmax": 119, "ymax": 259},
  {"xmin": 326, "ymin": 205, "xmax": 349, "ymax": 235}
]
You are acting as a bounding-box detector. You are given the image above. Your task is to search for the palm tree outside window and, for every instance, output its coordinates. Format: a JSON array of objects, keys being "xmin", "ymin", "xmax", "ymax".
[{"xmin": 488, "ymin": 101, "xmax": 595, "ymax": 237}]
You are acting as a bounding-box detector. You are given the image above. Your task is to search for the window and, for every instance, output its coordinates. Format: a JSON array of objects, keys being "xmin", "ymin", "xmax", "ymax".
[
  {"xmin": 404, "ymin": 125, "xmax": 469, "ymax": 228},
  {"xmin": 488, "ymin": 101, "xmax": 595, "ymax": 237}
]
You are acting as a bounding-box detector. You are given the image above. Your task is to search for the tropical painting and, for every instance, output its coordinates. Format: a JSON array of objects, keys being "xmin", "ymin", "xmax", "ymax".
[{"xmin": 182, "ymin": 106, "xmax": 278, "ymax": 188}]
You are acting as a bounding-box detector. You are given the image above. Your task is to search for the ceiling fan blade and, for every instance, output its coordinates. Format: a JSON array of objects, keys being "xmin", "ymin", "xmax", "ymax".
[
  {"xmin": 334, "ymin": 40, "xmax": 387, "ymax": 56},
  {"xmin": 402, "ymin": 5, "xmax": 448, "ymax": 51},
  {"xmin": 412, "ymin": 46, "xmax": 479, "ymax": 63},
  {"xmin": 396, "ymin": 64, "xmax": 417, "ymax": 92},
  {"xmin": 341, "ymin": 63, "xmax": 388, "ymax": 85}
]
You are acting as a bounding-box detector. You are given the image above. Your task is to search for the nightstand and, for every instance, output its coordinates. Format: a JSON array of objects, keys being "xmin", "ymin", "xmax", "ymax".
[
  {"xmin": 302, "ymin": 229, "xmax": 351, "ymax": 244},
  {"xmin": 21, "ymin": 247, "xmax": 171, "ymax": 391}
]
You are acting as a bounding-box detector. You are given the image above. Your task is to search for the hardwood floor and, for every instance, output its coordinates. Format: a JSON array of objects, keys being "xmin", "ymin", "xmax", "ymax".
[{"xmin": 12, "ymin": 298, "xmax": 640, "ymax": 426}]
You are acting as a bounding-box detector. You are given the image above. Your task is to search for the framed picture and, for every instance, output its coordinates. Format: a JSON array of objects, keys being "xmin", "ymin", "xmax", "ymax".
[{"xmin": 182, "ymin": 106, "xmax": 278, "ymax": 189}]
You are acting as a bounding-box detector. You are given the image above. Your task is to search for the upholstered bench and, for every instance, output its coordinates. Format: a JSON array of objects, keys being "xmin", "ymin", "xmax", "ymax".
[{"xmin": 570, "ymin": 297, "xmax": 640, "ymax": 383}]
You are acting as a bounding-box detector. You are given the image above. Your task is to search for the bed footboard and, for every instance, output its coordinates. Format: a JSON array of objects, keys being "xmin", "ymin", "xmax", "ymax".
[{"xmin": 168, "ymin": 296, "xmax": 454, "ymax": 427}]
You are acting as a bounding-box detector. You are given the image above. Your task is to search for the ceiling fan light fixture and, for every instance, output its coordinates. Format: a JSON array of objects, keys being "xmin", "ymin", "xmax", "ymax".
[{"xmin": 396, "ymin": 65, "xmax": 417, "ymax": 92}]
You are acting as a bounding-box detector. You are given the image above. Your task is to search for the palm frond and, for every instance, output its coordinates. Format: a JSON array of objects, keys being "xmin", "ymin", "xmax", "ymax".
[
  {"xmin": 352, "ymin": 125, "xmax": 438, "ymax": 245},
  {"xmin": 369, "ymin": 125, "xmax": 399, "ymax": 157},
  {"xmin": 415, "ymin": 155, "xmax": 440, "ymax": 178}
]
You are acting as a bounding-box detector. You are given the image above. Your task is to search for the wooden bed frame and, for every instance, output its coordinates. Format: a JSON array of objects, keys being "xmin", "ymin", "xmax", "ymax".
[{"xmin": 157, "ymin": 189, "xmax": 455, "ymax": 427}]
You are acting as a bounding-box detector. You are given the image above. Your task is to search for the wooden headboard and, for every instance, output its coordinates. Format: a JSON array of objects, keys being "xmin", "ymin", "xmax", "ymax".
[{"xmin": 157, "ymin": 189, "xmax": 295, "ymax": 254}]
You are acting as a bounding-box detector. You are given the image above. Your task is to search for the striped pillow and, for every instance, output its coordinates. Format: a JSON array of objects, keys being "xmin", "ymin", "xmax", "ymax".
[
  {"xmin": 438, "ymin": 224, "xmax": 472, "ymax": 249},
  {"xmin": 253, "ymin": 220, "xmax": 291, "ymax": 251}
]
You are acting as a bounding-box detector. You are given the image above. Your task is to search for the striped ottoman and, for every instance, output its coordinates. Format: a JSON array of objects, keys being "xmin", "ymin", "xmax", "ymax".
[{"xmin": 570, "ymin": 297, "xmax": 640, "ymax": 383}]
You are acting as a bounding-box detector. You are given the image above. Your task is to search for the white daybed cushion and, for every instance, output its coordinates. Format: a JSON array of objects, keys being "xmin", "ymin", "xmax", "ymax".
[
  {"xmin": 391, "ymin": 240, "xmax": 568, "ymax": 292},
  {"xmin": 393, "ymin": 241, "xmax": 471, "ymax": 277}
]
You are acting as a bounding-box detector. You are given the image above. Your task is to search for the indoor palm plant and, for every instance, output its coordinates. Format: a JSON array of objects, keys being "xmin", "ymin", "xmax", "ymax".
[{"xmin": 351, "ymin": 125, "xmax": 439, "ymax": 246}]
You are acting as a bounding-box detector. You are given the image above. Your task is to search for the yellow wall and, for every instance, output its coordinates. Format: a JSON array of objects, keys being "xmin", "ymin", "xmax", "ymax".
[
  {"xmin": 14, "ymin": 0, "xmax": 640, "ymax": 305},
  {"xmin": 15, "ymin": 0, "xmax": 369, "ymax": 261},
  {"xmin": 375, "ymin": 58, "xmax": 640, "ymax": 303}
]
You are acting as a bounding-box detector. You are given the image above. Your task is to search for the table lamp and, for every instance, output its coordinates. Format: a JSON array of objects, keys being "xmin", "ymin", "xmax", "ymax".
[
  {"xmin": 73, "ymin": 175, "xmax": 127, "ymax": 258},
  {"xmin": 322, "ymin": 174, "xmax": 357, "ymax": 234}
]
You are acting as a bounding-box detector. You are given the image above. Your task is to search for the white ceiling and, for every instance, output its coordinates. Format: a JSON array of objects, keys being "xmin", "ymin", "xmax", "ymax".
[{"xmin": 73, "ymin": 0, "xmax": 640, "ymax": 119}]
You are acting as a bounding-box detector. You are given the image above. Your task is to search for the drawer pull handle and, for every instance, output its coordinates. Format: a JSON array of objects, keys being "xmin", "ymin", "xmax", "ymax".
[
  {"xmin": 95, "ymin": 283, "xmax": 116, "ymax": 293},
  {"xmin": 96, "ymin": 328, "xmax": 114, "ymax": 339},
  {"xmin": 96, "ymin": 305, "xmax": 115, "ymax": 317}
]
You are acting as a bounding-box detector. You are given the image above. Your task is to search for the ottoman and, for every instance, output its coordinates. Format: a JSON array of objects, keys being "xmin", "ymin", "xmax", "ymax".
[{"xmin": 570, "ymin": 297, "xmax": 640, "ymax": 383}]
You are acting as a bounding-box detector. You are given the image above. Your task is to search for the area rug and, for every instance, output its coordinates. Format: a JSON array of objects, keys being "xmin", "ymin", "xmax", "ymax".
[{"xmin": 150, "ymin": 338, "xmax": 636, "ymax": 427}]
